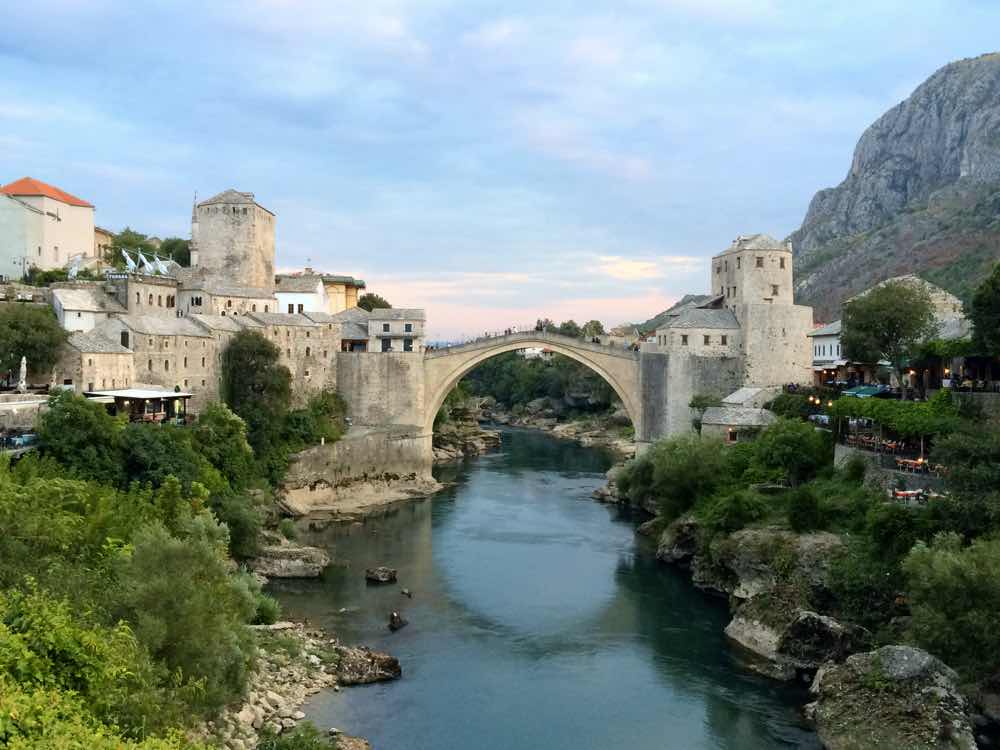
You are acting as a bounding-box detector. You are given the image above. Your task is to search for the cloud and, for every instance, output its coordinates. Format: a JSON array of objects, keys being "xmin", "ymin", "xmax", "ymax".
[{"xmin": 462, "ymin": 18, "xmax": 525, "ymax": 48}]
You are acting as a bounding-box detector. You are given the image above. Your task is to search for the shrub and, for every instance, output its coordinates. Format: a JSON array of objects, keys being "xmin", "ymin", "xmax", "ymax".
[
  {"xmin": 828, "ymin": 539, "xmax": 906, "ymax": 631},
  {"xmin": 279, "ymin": 518, "xmax": 299, "ymax": 541},
  {"xmin": 787, "ymin": 486, "xmax": 822, "ymax": 532},
  {"xmin": 839, "ymin": 454, "xmax": 868, "ymax": 484},
  {"xmin": 213, "ymin": 494, "xmax": 264, "ymax": 559},
  {"xmin": 193, "ymin": 403, "xmax": 256, "ymax": 491},
  {"xmin": 252, "ymin": 592, "xmax": 282, "ymax": 625},
  {"xmin": 749, "ymin": 418, "xmax": 832, "ymax": 485},
  {"xmin": 37, "ymin": 391, "xmax": 125, "ymax": 486},
  {"xmin": 903, "ymin": 533, "xmax": 1000, "ymax": 679},
  {"xmin": 259, "ymin": 722, "xmax": 337, "ymax": 749},
  {"xmin": 698, "ymin": 490, "xmax": 768, "ymax": 534}
]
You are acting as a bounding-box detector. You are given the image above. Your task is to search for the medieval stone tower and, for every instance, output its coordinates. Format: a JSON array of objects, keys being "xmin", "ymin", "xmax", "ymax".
[
  {"xmin": 190, "ymin": 190, "xmax": 275, "ymax": 293},
  {"xmin": 710, "ymin": 234, "xmax": 813, "ymax": 385}
]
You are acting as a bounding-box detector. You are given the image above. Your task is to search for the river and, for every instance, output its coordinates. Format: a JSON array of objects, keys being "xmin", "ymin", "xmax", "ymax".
[{"xmin": 270, "ymin": 428, "xmax": 819, "ymax": 750}]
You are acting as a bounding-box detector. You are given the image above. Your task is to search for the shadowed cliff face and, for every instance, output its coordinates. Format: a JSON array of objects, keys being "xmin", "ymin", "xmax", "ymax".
[{"xmin": 790, "ymin": 52, "xmax": 1000, "ymax": 320}]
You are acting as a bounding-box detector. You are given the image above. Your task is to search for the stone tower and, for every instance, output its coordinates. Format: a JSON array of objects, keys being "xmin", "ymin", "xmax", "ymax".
[
  {"xmin": 190, "ymin": 190, "xmax": 275, "ymax": 292},
  {"xmin": 710, "ymin": 234, "xmax": 812, "ymax": 385}
]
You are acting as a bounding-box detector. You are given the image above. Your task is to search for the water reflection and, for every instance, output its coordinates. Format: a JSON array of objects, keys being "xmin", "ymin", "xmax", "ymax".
[{"xmin": 269, "ymin": 429, "xmax": 817, "ymax": 750}]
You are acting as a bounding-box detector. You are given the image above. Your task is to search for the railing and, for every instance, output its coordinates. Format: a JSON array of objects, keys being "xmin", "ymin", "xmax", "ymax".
[{"xmin": 426, "ymin": 328, "xmax": 636, "ymax": 356}]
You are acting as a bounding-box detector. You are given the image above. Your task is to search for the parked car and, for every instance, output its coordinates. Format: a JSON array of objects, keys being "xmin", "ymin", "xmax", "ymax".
[{"xmin": 10, "ymin": 433, "xmax": 37, "ymax": 448}]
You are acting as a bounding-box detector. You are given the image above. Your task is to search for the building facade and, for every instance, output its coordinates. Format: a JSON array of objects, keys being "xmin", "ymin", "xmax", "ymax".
[{"xmin": 190, "ymin": 190, "xmax": 275, "ymax": 293}]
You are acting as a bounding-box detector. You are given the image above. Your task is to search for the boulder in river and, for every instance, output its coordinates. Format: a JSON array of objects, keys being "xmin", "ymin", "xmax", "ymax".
[
  {"xmin": 809, "ymin": 645, "xmax": 976, "ymax": 750},
  {"xmin": 334, "ymin": 645, "xmax": 402, "ymax": 685},
  {"xmin": 365, "ymin": 566, "xmax": 397, "ymax": 584},
  {"xmin": 248, "ymin": 543, "xmax": 330, "ymax": 578},
  {"xmin": 388, "ymin": 611, "xmax": 408, "ymax": 631}
]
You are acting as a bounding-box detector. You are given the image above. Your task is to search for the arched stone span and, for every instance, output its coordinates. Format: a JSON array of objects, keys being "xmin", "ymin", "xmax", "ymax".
[{"xmin": 422, "ymin": 331, "xmax": 642, "ymax": 438}]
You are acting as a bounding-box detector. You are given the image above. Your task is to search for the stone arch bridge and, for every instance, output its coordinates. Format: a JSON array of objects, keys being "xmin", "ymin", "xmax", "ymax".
[{"xmin": 423, "ymin": 331, "xmax": 644, "ymax": 437}]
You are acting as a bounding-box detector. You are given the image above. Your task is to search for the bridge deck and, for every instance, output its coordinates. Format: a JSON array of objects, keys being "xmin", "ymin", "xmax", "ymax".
[{"xmin": 425, "ymin": 330, "xmax": 639, "ymax": 360}]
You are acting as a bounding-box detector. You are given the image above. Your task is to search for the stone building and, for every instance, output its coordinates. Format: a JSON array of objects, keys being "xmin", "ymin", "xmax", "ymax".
[
  {"xmin": 275, "ymin": 270, "xmax": 366, "ymax": 314},
  {"xmin": 368, "ymin": 308, "xmax": 425, "ymax": 353},
  {"xmin": 54, "ymin": 330, "xmax": 135, "ymax": 393},
  {"xmin": 176, "ymin": 278, "xmax": 275, "ymax": 317},
  {"xmin": 0, "ymin": 177, "xmax": 96, "ymax": 279},
  {"xmin": 51, "ymin": 285, "xmax": 127, "ymax": 332},
  {"xmin": 189, "ymin": 190, "xmax": 275, "ymax": 293}
]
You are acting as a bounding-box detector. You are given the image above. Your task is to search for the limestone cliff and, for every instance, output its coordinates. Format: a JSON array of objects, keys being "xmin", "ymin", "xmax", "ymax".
[{"xmin": 790, "ymin": 52, "xmax": 1000, "ymax": 320}]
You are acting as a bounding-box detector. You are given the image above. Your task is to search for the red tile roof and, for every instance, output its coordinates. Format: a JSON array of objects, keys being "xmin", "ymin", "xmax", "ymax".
[{"xmin": 0, "ymin": 176, "xmax": 94, "ymax": 208}]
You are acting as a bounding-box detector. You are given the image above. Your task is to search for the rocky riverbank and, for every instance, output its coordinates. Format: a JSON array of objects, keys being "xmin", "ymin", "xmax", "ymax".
[
  {"xmin": 610, "ymin": 495, "xmax": 986, "ymax": 748},
  {"xmin": 482, "ymin": 397, "xmax": 636, "ymax": 458},
  {"xmin": 191, "ymin": 621, "xmax": 400, "ymax": 750},
  {"xmin": 433, "ymin": 420, "xmax": 502, "ymax": 462}
]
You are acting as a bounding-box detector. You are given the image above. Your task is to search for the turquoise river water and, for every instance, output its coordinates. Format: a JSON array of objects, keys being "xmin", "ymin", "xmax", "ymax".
[{"xmin": 270, "ymin": 428, "xmax": 819, "ymax": 750}]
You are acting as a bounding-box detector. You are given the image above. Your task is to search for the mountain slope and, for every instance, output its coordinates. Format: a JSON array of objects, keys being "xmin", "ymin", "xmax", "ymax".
[{"xmin": 791, "ymin": 52, "xmax": 1000, "ymax": 321}]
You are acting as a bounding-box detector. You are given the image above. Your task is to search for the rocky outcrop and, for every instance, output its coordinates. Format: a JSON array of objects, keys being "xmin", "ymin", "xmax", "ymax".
[
  {"xmin": 248, "ymin": 541, "xmax": 331, "ymax": 579},
  {"xmin": 809, "ymin": 645, "xmax": 977, "ymax": 750},
  {"xmin": 790, "ymin": 52, "xmax": 1000, "ymax": 318},
  {"xmin": 655, "ymin": 514, "xmax": 701, "ymax": 564},
  {"xmin": 364, "ymin": 566, "xmax": 397, "ymax": 584},
  {"xmin": 433, "ymin": 422, "xmax": 501, "ymax": 462},
  {"xmin": 334, "ymin": 645, "xmax": 403, "ymax": 685}
]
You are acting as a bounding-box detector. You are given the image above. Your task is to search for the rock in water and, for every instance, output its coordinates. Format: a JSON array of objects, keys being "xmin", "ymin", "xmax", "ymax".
[
  {"xmin": 811, "ymin": 645, "xmax": 977, "ymax": 750},
  {"xmin": 400, "ymin": 588, "xmax": 412, "ymax": 598},
  {"xmin": 364, "ymin": 566, "xmax": 397, "ymax": 584},
  {"xmin": 388, "ymin": 611, "xmax": 408, "ymax": 631},
  {"xmin": 334, "ymin": 645, "xmax": 402, "ymax": 685},
  {"xmin": 248, "ymin": 544, "xmax": 330, "ymax": 578}
]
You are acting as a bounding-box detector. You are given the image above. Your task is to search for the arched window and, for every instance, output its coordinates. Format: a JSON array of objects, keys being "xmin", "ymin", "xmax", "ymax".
[
  {"xmin": 252, "ymin": 304, "xmax": 257, "ymax": 312},
  {"xmin": 148, "ymin": 293, "xmax": 154, "ymax": 305},
  {"xmin": 158, "ymin": 295, "xmax": 163, "ymax": 307},
  {"xmin": 264, "ymin": 305, "xmax": 269, "ymax": 312},
  {"xmin": 305, "ymin": 346, "xmax": 311, "ymax": 356},
  {"xmin": 135, "ymin": 291, "xmax": 140, "ymax": 304}
]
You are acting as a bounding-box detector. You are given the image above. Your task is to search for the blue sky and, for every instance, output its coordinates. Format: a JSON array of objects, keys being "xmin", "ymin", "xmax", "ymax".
[{"xmin": 2, "ymin": 1, "xmax": 999, "ymax": 337}]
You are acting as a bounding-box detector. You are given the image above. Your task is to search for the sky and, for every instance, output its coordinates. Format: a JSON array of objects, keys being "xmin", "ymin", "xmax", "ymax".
[{"xmin": 2, "ymin": 1, "xmax": 999, "ymax": 339}]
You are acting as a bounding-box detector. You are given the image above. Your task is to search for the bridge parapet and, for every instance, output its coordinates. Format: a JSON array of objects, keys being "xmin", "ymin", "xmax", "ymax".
[{"xmin": 425, "ymin": 330, "xmax": 639, "ymax": 361}]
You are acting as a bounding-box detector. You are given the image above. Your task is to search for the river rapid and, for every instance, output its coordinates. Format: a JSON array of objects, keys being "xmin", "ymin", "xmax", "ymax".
[{"xmin": 270, "ymin": 428, "xmax": 819, "ymax": 750}]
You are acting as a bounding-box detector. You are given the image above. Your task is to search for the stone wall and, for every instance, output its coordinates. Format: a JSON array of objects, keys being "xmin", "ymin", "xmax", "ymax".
[
  {"xmin": 337, "ymin": 352, "xmax": 425, "ymax": 428},
  {"xmin": 739, "ymin": 302, "xmax": 813, "ymax": 386},
  {"xmin": 279, "ymin": 427, "xmax": 436, "ymax": 518},
  {"xmin": 54, "ymin": 347, "xmax": 135, "ymax": 393},
  {"xmin": 0, "ymin": 395, "xmax": 48, "ymax": 432},
  {"xmin": 193, "ymin": 202, "xmax": 274, "ymax": 292}
]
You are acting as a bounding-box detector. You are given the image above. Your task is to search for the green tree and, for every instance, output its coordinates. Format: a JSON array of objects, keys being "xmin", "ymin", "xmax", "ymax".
[
  {"xmin": 688, "ymin": 393, "xmax": 722, "ymax": 433},
  {"xmin": 158, "ymin": 237, "xmax": 191, "ymax": 267},
  {"xmin": 970, "ymin": 262, "xmax": 1000, "ymax": 356},
  {"xmin": 221, "ymin": 331, "xmax": 292, "ymax": 453},
  {"xmin": 535, "ymin": 318, "xmax": 556, "ymax": 332},
  {"xmin": 37, "ymin": 391, "xmax": 125, "ymax": 486},
  {"xmin": 116, "ymin": 515, "xmax": 257, "ymax": 714},
  {"xmin": 357, "ymin": 293, "xmax": 391, "ymax": 311},
  {"xmin": 556, "ymin": 320, "xmax": 582, "ymax": 338},
  {"xmin": 193, "ymin": 403, "xmax": 256, "ymax": 490},
  {"xmin": 0, "ymin": 304, "xmax": 68, "ymax": 377},
  {"xmin": 840, "ymin": 280, "xmax": 938, "ymax": 399},
  {"xmin": 903, "ymin": 532, "xmax": 1000, "ymax": 679},
  {"xmin": 111, "ymin": 228, "xmax": 157, "ymax": 267},
  {"xmin": 749, "ymin": 418, "xmax": 831, "ymax": 485},
  {"xmin": 121, "ymin": 424, "xmax": 205, "ymax": 492},
  {"xmin": 581, "ymin": 320, "xmax": 606, "ymax": 338}
]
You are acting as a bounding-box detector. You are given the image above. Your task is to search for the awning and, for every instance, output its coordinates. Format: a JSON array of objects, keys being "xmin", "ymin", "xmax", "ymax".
[{"xmin": 842, "ymin": 386, "xmax": 881, "ymax": 398}]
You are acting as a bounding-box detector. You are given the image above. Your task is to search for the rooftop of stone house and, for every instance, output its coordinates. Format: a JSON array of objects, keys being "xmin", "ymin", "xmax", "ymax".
[
  {"xmin": 180, "ymin": 280, "xmax": 275, "ymax": 299},
  {"xmin": 189, "ymin": 314, "xmax": 261, "ymax": 333},
  {"xmin": 105, "ymin": 315, "xmax": 213, "ymax": 338},
  {"xmin": 68, "ymin": 330, "xmax": 132, "ymax": 354},
  {"xmin": 658, "ymin": 307, "xmax": 740, "ymax": 330},
  {"xmin": 368, "ymin": 308, "xmax": 426, "ymax": 321},
  {"xmin": 808, "ymin": 320, "xmax": 842, "ymax": 337},
  {"xmin": 197, "ymin": 189, "xmax": 273, "ymax": 215},
  {"xmin": 274, "ymin": 274, "xmax": 324, "ymax": 293},
  {"xmin": 52, "ymin": 286, "xmax": 126, "ymax": 314},
  {"xmin": 247, "ymin": 311, "xmax": 319, "ymax": 327},
  {"xmin": 702, "ymin": 405, "xmax": 778, "ymax": 428},
  {"xmin": 717, "ymin": 233, "xmax": 791, "ymax": 256}
]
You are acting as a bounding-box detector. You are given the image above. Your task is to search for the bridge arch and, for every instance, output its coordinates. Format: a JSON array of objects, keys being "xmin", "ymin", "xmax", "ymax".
[{"xmin": 422, "ymin": 333, "xmax": 642, "ymax": 438}]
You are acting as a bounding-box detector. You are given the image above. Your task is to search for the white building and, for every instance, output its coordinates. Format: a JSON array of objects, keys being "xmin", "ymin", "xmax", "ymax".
[
  {"xmin": 368, "ymin": 308, "xmax": 425, "ymax": 352},
  {"xmin": 0, "ymin": 177, "xmax": 96, "ymax": 277},
  {"xmin": 52, "ymin": 286, "xmax": 127, "ymax": 333},
  {"xmin": 275, "ymin": 273, "xmax": 328, "ymax": 314}
]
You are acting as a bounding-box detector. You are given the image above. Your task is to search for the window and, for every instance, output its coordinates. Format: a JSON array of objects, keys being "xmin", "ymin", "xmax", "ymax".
[
  {"xmin": 102, "ymin": 379, "xmax": 106, "ymax": 388},
  {"xmin": 201, "ymin": 357, "xmax": 205, "ymax": 367},
  {"xmin": 264, "ymin": 305, "xmax": 269, "ymax": 312},
  {"xmin": 736, "ymin": 256, "xmax": 741, "ymax": 269},
  {"xmin": 88, "ymin": 358, "xmax": 93, "ymax": 366},
  {"xmin": 252, "ymin": 304, "xmax": 256, "ymax": 312},
  {"xmin": 382, "ymin": 323, "xmax": 390, "ymax": 332},
  {"xmin": 227, "ymin": 300, "xmax": 232, "ymax": 308},
  {"xmin": 38, "ymin": 247, "xmax": 42, "ymax": 257},
  {"xmin": 727, "ymin": 429, "xmax": 738, "ymax": 444},
  {"xmin": 88, "ymin": 382, "xmax": 94, "ymax": 391},
  {"xmin": 756, "ymin": 256, "xmax": 764, "ymax": 268},
  {"xmin": 304, "ymin": 369, "xmax": 310, "ymax": 377},
  {"xmin": 136, "ymin": 292, "xmax": 140, "ymax": 304},
  {"xmin": 771, "ymin": 284, "xmax": 779, "ymax": 296},
  {"xmin": 201, "ymin": 379, "xmax": 206, "ymax": 386},
  {"xmin": 305, "ymin": 347, "xmax": 311, "ymax": 356},
  {"xmin": 381, "ymin": 338, "xmax": 392, "ymax": 352},
  {"xmin": 724, "ymin": 260, "xmax": 728, "ymax": 271},
  {"xmin": 306, "ymin": 331, "xmax": 310, "ymax": 338},
  {"xmin": 681, "ymin": 335, "xmax": 688, "ymax": 346},
  {"xmin": 404, "ymin": 323, "xmax": 413, "ymax": 333},
  {"xmin": 286, "ymin": 349, "xmax": 291, "ymax": 357},
  {"xmin": 148, "ymin": 337, "xmax": 153, "ymax": 346},
  {"xmin": 297, "ymin": 304, "xmax": 304, "ymax": 313},
  {"xmin": 780, "ymin": 257, "xmax": 786, "ymax": 269},
  {"xmin": 288, "ymin": 304, "xmax": 294, "ymax": 313},
  {"xmin": 164, "ymin": 360, "xmax": 169, "ymax": 372},
  {"xmin": 158, "ymin": 295, "xmax": 162, "ymax": 307},
  {"xmin": 715, "ymin": 265, "xmax": 721, "ymax": 275},
  {"xmin": 148, "ymin": 294, "xmax": 154, "ymax": 305},
  {"xmin": 403, "ymin": 338, "xmax": 413, "ymax": 352},
  {"xmin": 323, "ymin": 350, "xmax": 328, "ymax": 358},
  {"xmin": 184, "ymin": 379, "xmax": 188, "ymax": 387},
  {"xmin": 183, "ymin": 357, "xmax": 188, "ymax": 367},
  {"xmin": 148, "ymin": 359, "xmax": 153, "ymax": 370},
  {"xmin": 76, "ymin": 311, "xmax": 82, "ymax": 318},
  {"xmin": 703, "ymin": 335, "xmax": 710, "ymax": 345},
  {"xmin": 721, "ymin": 335, "xmax": 727, "ymax": 346}
]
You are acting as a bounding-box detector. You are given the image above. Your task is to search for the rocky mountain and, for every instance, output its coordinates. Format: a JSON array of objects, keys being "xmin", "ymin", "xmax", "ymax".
[{"xmin": 791, "ymin": 52, "xmax": 1000, "ymax": 321}]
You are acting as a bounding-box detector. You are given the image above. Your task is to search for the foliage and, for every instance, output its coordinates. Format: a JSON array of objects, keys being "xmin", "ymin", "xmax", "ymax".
[
  {"xmin": 828, "ymin": 390, "xmax": 961, "ymax": 439},
  {"xmin": 618, "ymin": 435, "xmax": 731, "ymax": 521},
  {"xmin": 688, "ymin": 393, "xmax": 722, "ymax": 432},
  {"xmin": 765, "ymin": 393, "xmax": 820, "ymax": 420},
  {"xmin": 0, "ymin": 303, "xmax": 68, "ymax": 376},
  {"xmin": 21, "ymin": 266, "xmax": 99, "ymax": 285},
  {"xmin": 581, "ymin": 320, "xmax": 606, "ymax": 338},
  {"xmin": 931, "ymin": 422, "xmax": 1000, "ymax": 499},
  {"xmin": 787, "ymin": 486, "xmax": 822, "ymax": 532},
  {"xmin": 158, "ymin": 237, "xmax": 191, "ymax": 267},
  {"xmin": 259, "ymin": 722, "xmax": 338, "ymax": 749},
  {"xmin": 115, "ymin": 516, "xmax": 256, "ymax": 715},
  {"xmin": 828, "ymin": 539, "xmax": 907, "ymax": 631},
  {"xmin": 193, "ymin": 403, "xmax": 256, "ymax": 491},
  {"xmin": 357, "ymin": 293, "xmax": 391, "ymax": 311},
  {"xmin": 122, "ymin": 423, "xmax": 207, "ymax": 492},
  {"xmin": 970, "ymin": 261, "xmax": 1000, "ymax": 356},
  {"xmin": 279, "ymin": 518, "xmax": 299, "ymax": 541},
  {"xmin": 37, "ymin": 390, "xmax": 126, "ymax": 486},
  {"xmin": 748, "ymin": 418, "xmax": 831, "ymax": 485},
  {"xmin": 698, "ymin": 490, "xmax": 768, "ymax": 535},
  {"xmin": 556, "ymin": 319, "xmax": 582, "ymax": 338},
  {"xmin": 903, "ymin": 533, "xmax": 1000, "ymax": 679},
  {"xmin": 111, "ymin": 227, "xmax": 158, "ymax": 267},
  {"xmin": 840, "ymin": 279, "xmax": 938, "ymax": 397}
]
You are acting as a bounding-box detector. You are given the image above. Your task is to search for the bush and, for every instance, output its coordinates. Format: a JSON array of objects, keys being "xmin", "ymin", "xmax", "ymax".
[
  {"xmin": 787, "ymin": 486, "xmax": 822, "ymax": 532},
  {"xmin": 115, "ymin": 516, "xmax": 257, "ymax": 714},
  {"xmin": 828, "ymin": 539, "xmax": 906, "ymax": 631},
  {"xmin": 252, "ymin": 591, "xmax": 282, "ymax": 625},
  {"xmin": 839, "ymin": 453, "xmax": 868, "ymax": 484},
  {"xmin": 749, "ymin": 418, "xmax": 832, "ymax": 485},
  {"xmin": 259, "ymin": 722, "xmax": 337, "ymax": 749},
  {"xmin": 37, "ymin": 391, "xmax": 125, "ymax": 486},
  {"xmin": 279, "ymin": 518, "xmax": 299, "ymax": 541},
  {"xmin": 903, "ymin": 533, "xmax": 1000, "ymax": 679},
  {"xmin": 698, "ymin": 490, "xmax": 768, "ymax": 534},
  {"xmin": 193, "ymin": 403, "xmax": 256, "ymax": 491},
  {"xmin": 213, "ymin": 494, "xmax": 264, "ymax": 559}
]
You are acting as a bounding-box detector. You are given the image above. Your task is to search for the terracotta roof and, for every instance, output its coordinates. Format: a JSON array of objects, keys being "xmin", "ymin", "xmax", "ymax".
[{"xmin": 1, "ymin": 177, "xmax": 93, "ymax": 208}]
